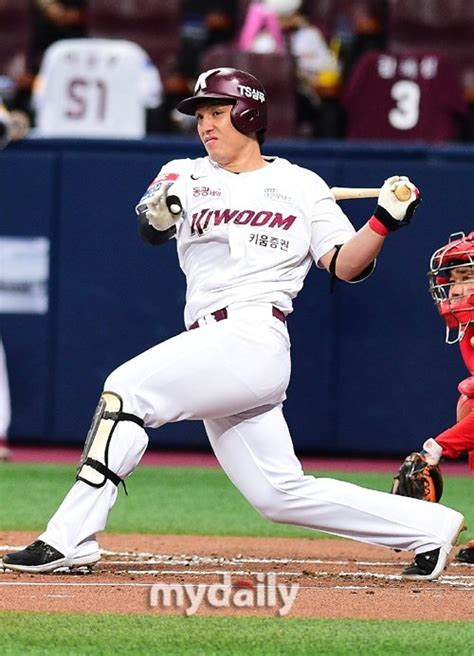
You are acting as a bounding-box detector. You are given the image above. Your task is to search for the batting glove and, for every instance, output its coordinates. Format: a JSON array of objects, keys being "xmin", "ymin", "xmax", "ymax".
[
  {"xmin": 373, "ymin": 175, "xmax": 421, "ymax": 232},
  {"xmin": 143, "ymin": 182, "xmax": 183, "ymax": 232}
]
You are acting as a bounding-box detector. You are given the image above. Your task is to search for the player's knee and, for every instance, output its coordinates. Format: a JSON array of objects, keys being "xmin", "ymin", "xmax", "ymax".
[
  {"xmin": 103, "ymin": 368, "xmax": 140, "ymax": 416},
  {"xmin": 456, "ymin": 393, "xmax": 474, "ymax": 422},
  {"xmin": 252, "ymin": 489, "xmax": 292, "ymax": 524}
]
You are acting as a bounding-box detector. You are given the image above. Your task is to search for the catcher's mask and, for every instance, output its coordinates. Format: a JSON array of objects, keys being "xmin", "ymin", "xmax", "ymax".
[
  {"xmin": 428, "ymin": 231, "xmax": 474, "ymax": 344},
  {"xmin": 177, "ymin": 67, "xmax": 267, "ymax": 144}
]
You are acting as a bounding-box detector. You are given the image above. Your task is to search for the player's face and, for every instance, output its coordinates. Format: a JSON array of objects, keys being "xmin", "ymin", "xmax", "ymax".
[
  {"xmin": 448, "ymin": 265, "xmax": 474, "ymax": 301},
  {"xmin": 195, "ymin": 103, "xmax": 251, "ymax": 165}
]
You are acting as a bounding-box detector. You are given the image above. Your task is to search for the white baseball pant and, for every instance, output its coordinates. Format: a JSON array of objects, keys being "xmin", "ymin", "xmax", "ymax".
[
  {"xmin": 0, "ymin": 338, "xmax": 11, "ymax": 437},
  {"xmin": 40, "ymin": 303, "xmax": 463, "ymax": 559}
]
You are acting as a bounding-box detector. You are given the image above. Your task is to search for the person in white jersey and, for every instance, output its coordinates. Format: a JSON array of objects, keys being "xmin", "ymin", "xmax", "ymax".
[
  {"xmin": 3, "ymin": 67, "xmax": 465, "ymax": 580},
  {"xmin": 0, "ymin": 338, "xmax": 12, "ymax": 462},
  {"xmin": 32, "ymin": 38, "xmax": 162, "ymax": 138}
]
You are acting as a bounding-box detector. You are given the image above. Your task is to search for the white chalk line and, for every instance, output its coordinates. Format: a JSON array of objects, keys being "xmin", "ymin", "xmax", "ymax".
[
  {"xmin": 1, "ymin": 569, "xmax": 473, "ymax": 590},
  {"xmin": 103, "ymin": 558, "xmax": 403, "ymax": 567}
]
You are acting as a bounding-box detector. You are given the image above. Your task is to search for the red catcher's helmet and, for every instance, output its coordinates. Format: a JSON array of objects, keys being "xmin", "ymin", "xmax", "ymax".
[
  {"xmin": 428, "ymin": 231, "xmax": 474, "ymax": 343},
  {"xmin": 177, "ymin": 68, "xmax": 267, "ymax": 141}
]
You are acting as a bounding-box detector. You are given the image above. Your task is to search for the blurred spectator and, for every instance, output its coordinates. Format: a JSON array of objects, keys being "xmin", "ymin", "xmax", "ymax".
[
  {"xmin": 238, "ymin": 0, "xmax": 342, "ymax": 137},
  {"xmin": 0, "ymin": 338, "xmax": 11, "ymax": 462},
  {"xmin": 0, "ymin": 98, "xmax": 31, "ymax": 145},
  {"xmin": 0, "ymin": 102, "xmax": 12, "ymax": 149},
  {"xmin": 179, "ymin": 0, "xmax": 239, "ymax": 81},
  {"xmin": 337, "ymin": 1, "xmax": 389, "ymax": 81},
  {"xmin": 32, "ymin": 38, "xmax": 163, "ymax": 138},
  {"xmin": 12, "ymin": 1, "xmax": 88, "ymax": 123},
  {"xmin": 342, "ymin": 51, "xmax": 469, "ymax": 142},
  {"xmin": 167, "ymin": 0, "xmax": 239, "ymax": 133}
]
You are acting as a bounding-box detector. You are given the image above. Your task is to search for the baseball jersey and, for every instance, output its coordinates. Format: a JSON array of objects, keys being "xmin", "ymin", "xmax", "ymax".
[
  {"xmin": 137, "ymin": 156, "xmax": 358, "ymax": 327},
  {"xmin": 342, "ymin": 51, "xmax": 468, "ymax": 141},
  {"xmin": 33, "ymin": 38, "xmax": 162, "ymax": 138}
]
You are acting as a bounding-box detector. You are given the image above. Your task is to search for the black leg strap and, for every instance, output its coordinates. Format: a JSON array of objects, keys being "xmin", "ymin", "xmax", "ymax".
[
  {"xmin": 83, "ymin": 457, "xmax": 128, "ymax": 495},
  {"xmin": 103, "ymin": 411, "xmax": 144, "ymax": 427}
]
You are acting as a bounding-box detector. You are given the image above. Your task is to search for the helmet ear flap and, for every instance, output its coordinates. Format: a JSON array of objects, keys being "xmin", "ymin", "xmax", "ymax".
[{"xmin": 238, "ymin": 107, "xmax": 261, "ymax": 128}]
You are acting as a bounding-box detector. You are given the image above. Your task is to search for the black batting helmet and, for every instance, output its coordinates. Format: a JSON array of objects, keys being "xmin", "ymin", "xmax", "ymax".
[{"xmin": 177, "ymin": 67, "xmax": 267, "ymax": 141}]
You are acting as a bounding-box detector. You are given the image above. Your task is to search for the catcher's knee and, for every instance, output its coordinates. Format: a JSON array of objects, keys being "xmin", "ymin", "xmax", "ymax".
[
  {"xmin": 456, "ymin": 377, "xmax": 474, "ymax": 421},
  {"xmin": 76, "ymin": 391, "xmax": 145, "ymax": 490}
]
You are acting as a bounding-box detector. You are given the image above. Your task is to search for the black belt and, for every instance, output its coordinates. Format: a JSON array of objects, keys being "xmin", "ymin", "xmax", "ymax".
[{"xmin": 189, "ymin": 306, "xmax": 286, "ymax": 330}]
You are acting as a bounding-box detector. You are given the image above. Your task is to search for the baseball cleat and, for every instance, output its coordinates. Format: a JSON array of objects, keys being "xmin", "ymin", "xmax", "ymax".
[
  {"xmin": 1, "ymin": 540, "xmax": 100, "ymax": 573},
  {"xmin": 456, "ymin": 546, "xmax": 474, "ymax": 564},
  {"xmin": 401, "ymin": 548, "xmax": 447, "ymax": 580},
  {"xmin": 401, "ymin": 514, "xmax": 466, "ymax": 580}
]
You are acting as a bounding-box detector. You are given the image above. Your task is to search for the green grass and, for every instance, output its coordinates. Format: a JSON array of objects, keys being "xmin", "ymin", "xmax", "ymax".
[
  {"xmin": 2, "ymin": 613, "xmax": 474, "ymax": 655},
  {"xmin": 0, "ymin": 463, "xmax": 471, "ymax": 541},
  {"xmin": 1, "ymin": 464, "xmax": 472, "ymax": 655}
]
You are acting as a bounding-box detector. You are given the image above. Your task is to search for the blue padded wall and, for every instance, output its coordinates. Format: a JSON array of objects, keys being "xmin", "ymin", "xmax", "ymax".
[{"xmin": 1, "ymin": 138, "xmax": 472, "ymax": 456}]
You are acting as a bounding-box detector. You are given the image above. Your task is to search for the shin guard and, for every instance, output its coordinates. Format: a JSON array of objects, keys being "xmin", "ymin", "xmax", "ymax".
[{"xmin": 77, "ymin": 391, "xmax": 144, "ymax": 489}]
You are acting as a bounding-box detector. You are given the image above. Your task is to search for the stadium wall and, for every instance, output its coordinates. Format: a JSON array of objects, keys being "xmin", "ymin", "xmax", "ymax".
[{"xmin": 1, "ymin": 137, "xmax": 473, "ymax": 456}]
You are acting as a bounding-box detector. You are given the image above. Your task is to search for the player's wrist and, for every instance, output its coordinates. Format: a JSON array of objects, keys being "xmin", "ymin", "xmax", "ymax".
[
  {"xmin": 368, "ymin": 215, "xmax": 390, "ymax": 237},
  {"xmin": 372, "ymin": 205, "xmax": 403, "ymax": 232}
]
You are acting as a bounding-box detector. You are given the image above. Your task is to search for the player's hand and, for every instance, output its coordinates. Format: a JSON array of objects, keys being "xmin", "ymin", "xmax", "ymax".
[
  {"xmin": 144, "ymin": 182, "xmax": 183, "ymax": 232},
  {"xmin": 421, "ymin": 438, "xmax": 443, "ymax": 466},
  {"xmin": 374, "ymin": 175, "xmax": 421, "ymax": 231}
]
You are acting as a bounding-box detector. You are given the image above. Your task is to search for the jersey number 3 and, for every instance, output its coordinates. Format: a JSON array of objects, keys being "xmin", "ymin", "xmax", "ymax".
[{"xmin": 388, "ymin": 80, "xmax": 420, "ymax": 130}]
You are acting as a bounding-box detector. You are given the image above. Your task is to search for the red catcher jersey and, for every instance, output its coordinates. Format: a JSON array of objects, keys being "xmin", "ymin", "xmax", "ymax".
[
  {"xmin": 342, "ymin": 51, "xmax": 468, "ymax": 141},
  {"xmin": 33, "ymin": 38, "xmax": 162, "ymax": 138}
]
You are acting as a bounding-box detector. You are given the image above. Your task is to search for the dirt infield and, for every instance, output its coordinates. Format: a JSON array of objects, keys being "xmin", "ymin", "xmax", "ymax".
[{"xmin": 1, "ymin": 532, "xmax": 473, "ymax": 620}]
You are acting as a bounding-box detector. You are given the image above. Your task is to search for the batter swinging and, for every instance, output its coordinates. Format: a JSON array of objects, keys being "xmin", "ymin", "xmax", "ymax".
[{"xmin": 2, "ymin": 68, "xmax": 465, "ymax": 580}]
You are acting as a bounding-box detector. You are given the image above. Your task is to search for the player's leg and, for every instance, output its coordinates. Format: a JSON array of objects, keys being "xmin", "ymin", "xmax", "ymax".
[
  {"xmin": 3, "ymin": 315, "xmax": 290, "ymax": 571},
  {"xmin": 0, "ymin": 338, "xmax": 11, "ymax": 462},
  {"xmin": 205, "ymin": 405, "xmax": 465, "ymax": 579}
]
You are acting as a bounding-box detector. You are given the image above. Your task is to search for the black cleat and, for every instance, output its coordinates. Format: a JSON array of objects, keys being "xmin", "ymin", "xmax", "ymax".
[
  {"xmin": 401, "ymin": 513, "xmax": 466, "ymax": 580},
  {"xmin": 1, "ymin": 540, "xmax": 100, "ymax": 573},
  {"xmin": 456, "ymin": 546, "xmax": 474, "ymax": 564},
  {"xmin": 401, "ymin": 548, "xmax": 448, "ymax": 580}
]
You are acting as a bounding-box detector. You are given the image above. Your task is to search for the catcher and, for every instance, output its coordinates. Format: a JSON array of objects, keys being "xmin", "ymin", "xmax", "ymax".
[{"xmin": 392, "ymin": 231, "xmax": 474, "ymax": 564}]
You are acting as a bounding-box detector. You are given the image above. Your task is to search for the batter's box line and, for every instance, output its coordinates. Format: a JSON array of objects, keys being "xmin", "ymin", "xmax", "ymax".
[
  {"xmin": 100, "ymin": 556, "xmax": 409, "ymax": 567},
  {"xmin": 338, "ymin": 571, "xmax": 474, "ymax": 587},
  {"xmin": 124, "ymin": 569, "xmax": 304, "ymax": 577}
]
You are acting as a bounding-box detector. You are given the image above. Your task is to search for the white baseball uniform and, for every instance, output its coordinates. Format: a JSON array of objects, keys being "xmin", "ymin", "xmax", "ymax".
[
  {"xmin": 40, "ymin": 156, "xmax": 463, "ymax": 561},
  {"xmin": 0, "ymin": 338, "xmax": 11, "ymax": 438},
  {"xmin": 33, "ymin": 38, "xmax": 162, "ymax": 138}
]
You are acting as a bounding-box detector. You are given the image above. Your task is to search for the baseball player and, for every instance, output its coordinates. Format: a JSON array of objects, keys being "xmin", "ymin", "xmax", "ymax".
[
  {"xmin": 0, "ymin": 338, "xmax": 11, "ymax": 462},
  {"xmin": 2, "ymin": 67, "xmax": 465, "ymax": 580},
  {"xmin": 414, "ymin": 231, "xmax": 474, "ymax": 564}
]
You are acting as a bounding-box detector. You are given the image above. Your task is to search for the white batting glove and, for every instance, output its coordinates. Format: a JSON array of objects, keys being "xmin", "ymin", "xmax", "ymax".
[
  {"xmin": 373, "ymin": 175, "xmax": 421, "ymax": 231},
  {"xmin": 143, "ymin": 182, "xmax": 183, "ymax": 232}
]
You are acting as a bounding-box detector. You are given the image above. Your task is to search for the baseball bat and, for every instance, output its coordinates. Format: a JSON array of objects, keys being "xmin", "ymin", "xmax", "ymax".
[{"xmin": 330, "ymin": 184, "xmax": 412, "ymax": 202}]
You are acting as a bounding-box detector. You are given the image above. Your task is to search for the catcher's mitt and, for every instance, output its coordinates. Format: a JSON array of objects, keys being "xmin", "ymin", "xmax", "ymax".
[{"xmin": 390, "ymin": 452, "xmax": 443, "ymax": 502}]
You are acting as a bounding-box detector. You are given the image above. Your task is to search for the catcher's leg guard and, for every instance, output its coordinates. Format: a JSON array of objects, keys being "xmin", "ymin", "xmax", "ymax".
[{"xmin": 76, "ymin": 391, "xmax": 144, "ymax": 490}]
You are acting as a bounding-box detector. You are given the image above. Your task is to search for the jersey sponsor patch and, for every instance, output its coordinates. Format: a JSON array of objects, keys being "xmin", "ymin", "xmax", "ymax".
[
  {"xmin": 139, "ymin": 172, "xmax": 180, "ymax": 204},
  {"xmin": 193, "ymin": 186, "xmax": 221, "ymax": 198},
  {"xmin": 153, "ymin": 172, "xmax": 179, "ymax": 184}
]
